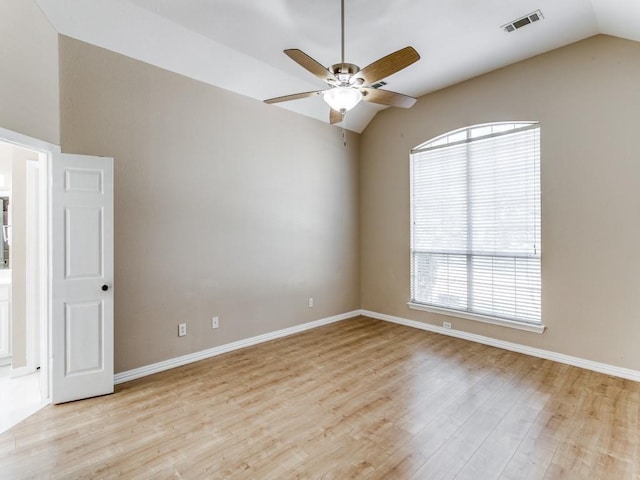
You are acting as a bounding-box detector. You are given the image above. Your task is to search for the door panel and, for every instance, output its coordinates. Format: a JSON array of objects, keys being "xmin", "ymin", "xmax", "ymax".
[
  {"xmin": 51, "ymin": 154, "xmax": 113, "ymax": 404},
  {"xmin": 65, "ymin": 168, "xmax": 103, "ymax": 193},
  {"xmin": 65, "ymin": 301, "xmax": 103, "ymax": 375},
  {"xmin": 65, "ymin": 206, "xmax": 103, "ymax": 278}
]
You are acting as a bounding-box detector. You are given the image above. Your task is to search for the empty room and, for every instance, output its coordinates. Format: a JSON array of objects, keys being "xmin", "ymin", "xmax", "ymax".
[{"xmin": 1, "ymin": 0, "xmax": 639, "ymax": 478}]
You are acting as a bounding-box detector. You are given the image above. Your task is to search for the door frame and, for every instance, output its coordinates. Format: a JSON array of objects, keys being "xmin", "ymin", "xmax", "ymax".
[{"xmin": 0, "ymin": 126, "xmax": 58, "ymax": 402}]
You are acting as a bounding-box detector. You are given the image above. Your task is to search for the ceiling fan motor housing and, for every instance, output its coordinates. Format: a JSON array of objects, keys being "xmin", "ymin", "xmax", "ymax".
[{"xmin": 330, "ymin": 63, "xmax": 360, "ymax": 85}]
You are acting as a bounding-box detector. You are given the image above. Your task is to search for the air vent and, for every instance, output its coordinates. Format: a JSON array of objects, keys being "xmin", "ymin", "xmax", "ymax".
[
  {"xmin": 369, "ymin": 81, "xmax": 387, "ymax": 89},
  {"xmin": 502, "ymin": 10, "xmax": 543, "ymax": 33}
]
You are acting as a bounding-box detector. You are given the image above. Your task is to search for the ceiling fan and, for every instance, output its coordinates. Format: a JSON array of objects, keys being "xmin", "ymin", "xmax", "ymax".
[{"xmin": 264, "ymin": 0, "xmax": 421, "ymax": 124}]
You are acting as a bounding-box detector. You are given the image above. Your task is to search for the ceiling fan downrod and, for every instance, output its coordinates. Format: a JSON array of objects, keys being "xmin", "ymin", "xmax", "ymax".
[
  {"xmin": 341, "ymin": 0, "xmax": 345, "ymax": 66},
  {"xmin": 335, "ymin": 0, "xmax": 361, "ymax": 82}
]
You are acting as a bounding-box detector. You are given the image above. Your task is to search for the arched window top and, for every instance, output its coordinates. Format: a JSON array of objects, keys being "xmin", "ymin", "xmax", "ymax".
[{"xmin": 412, "ymin": 121, "xmax": 539, "ymax": 154}]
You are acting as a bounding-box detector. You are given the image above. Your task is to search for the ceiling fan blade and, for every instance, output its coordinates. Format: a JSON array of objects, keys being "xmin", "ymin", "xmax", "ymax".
[
  {"xmin": 264, "ymin": 90, "xmax": 326, "ymax": 104},
  {"xmin": 330, "ymin": 108, "xmax": 343, "ymax": 124},
  {"xmin": 284, "ymin": 49, "xmax": 338, "ymax": 84},
  {"xmin": 361, "ymin": 87, "xmax": 417, "ymax": 108},
  {"xmin": 352, "ymin": 46, "xmax": 420, "ymax": 86}
]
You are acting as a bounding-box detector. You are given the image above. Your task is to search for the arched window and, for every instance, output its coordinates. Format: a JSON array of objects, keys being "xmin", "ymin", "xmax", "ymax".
[{"xmin": 409, "ymin": 122, "xmax": 541, "ymax": 330}]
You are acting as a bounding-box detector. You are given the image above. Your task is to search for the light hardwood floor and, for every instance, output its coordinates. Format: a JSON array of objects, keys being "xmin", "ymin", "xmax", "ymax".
[{"xmin": 1, "ymin": 316, "xmax": 638, "ymax": 479}]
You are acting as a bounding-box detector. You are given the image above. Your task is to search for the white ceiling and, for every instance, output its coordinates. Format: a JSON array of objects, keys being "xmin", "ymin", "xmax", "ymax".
[{"xmin": 35, "ymin": 0, "xmax": 640, "ymax": 133}]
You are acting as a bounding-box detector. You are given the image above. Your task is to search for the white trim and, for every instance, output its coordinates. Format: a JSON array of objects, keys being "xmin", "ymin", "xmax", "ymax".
[
  {"xmin": 114, "ymin": 310, "xmax": 361, "ymax": 385},
  {"xmin": 10, "ymin": 364, "xmax": 37, "ymax": 378},
  {"xmin": 114, "ymin": 307, "xmax": 640, "ymax": 386},
  {"xmin": 362, "ymin": 310, "xmax": 640, "ymax": 382},
  {"xmin": 25, "ymin": 160, "xmax": 40, "ymax": 373},
  {"xmin": 0, "ymin": 126, "xmax": 60, "ymax": 154},
  {"xmin": 407, "ymin": 302, "xmax": 545, "ymax": 334},
  {"xmin": 37, "ymin": 152, "xmax": 50, "ymax": 402}
]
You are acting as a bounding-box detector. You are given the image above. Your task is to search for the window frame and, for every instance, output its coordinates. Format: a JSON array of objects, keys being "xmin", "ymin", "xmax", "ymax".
[{"xmin": 408, "ymin": 122, "xmax": 544, "ymax": 334}]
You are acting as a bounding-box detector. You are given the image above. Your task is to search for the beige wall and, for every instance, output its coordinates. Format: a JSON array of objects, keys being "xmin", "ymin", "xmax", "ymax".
[
  {"xmin": 6, "ymin": 5, "xmax": 639, "ymax": 377},
  {"xmin": 0, "ymin": 0, "xmax": 56, "ymax": 369},
  {"xmin": 0, "ymin": 0, "xmax": 59, "ymax": 144},
  {"xmin": 361, "ymin": 34, "xmax": 640, "ymax": 371},
  {"xmin": 58, "ymin": 36, "xmax": 361, "ymax": 373}
]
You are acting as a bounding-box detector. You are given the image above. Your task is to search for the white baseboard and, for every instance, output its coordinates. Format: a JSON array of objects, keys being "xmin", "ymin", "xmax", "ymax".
[
  {"xmin": 10, "ymin": 365, "xmax": 37, "ymax": 378},
  {"xmin": 114, "ymin": 310, "xmax": 361, "ymax": 385},
  {"xmin": 361, "ymin": 309, "xmax": 640, "ymax": 382},
  {"xmin": 114, "ymin": 308, "xmax": 640, "ymax": 386}
]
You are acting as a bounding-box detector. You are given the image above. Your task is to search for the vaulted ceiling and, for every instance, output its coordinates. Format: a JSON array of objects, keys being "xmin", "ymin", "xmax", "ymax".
[{"xmin": 36, "ymin": 0, "xmax": 640, "ymax": 132}]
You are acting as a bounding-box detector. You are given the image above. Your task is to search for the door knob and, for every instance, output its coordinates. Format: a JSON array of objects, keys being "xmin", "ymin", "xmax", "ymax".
[{"xmin": 101, "ymin": 284, "xmax": 110, "ymax": 291}]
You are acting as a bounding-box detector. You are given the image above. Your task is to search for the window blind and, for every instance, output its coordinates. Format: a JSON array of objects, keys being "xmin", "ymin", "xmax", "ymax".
[{"xmin": 410, "ymin": 123, "xmax": 541, "ymax": 324}]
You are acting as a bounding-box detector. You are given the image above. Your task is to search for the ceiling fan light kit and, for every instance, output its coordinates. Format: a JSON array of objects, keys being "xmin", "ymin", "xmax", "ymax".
[
  {"xmin": 264, "ymin": 0, "xmax": 421, "ymax": 125},
  {"xmin": 323, "ymin": 86, "xmax": 363, "ymax": 112}
]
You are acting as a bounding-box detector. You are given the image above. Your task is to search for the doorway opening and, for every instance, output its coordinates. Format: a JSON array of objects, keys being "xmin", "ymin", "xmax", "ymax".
[{"xmin": 0, "ymin": 127, "xmax": 54, "ymax": 434}]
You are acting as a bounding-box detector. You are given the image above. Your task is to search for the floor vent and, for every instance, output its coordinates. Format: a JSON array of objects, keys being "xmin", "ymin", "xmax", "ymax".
[{"xmin": 502, "ymin": 10, "xmax": 543, "ymax": 33}]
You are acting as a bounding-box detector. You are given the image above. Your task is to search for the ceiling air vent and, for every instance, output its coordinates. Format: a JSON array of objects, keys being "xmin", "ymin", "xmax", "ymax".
[
  {"xmin": 369, "ymin": 81, "xmax": 387, "ymax": 89},
  {"xmin": 502, "ymin": 10, "xmax": 544, "ymax": 33}
]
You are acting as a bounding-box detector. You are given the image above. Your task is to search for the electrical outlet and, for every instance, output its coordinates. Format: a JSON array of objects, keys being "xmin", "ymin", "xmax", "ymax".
[
  {"xmin": 211, "ymin": 316, "xmax": 219, "ymax": 329},
  {"xmin": 443, "ymin": 321, "xmax": 452, "ymax": 329},
  {"xmin": 178, "ymin": 323, "xmax": 187, "ymax": 337},
  {"xmin": 308, "ymin": 297, "xmax": 314, "ymax": 308}
]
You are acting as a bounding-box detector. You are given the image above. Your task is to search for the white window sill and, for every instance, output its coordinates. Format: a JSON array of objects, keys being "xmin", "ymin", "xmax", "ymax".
[{"xmin": 407, "ymin": 302, "xmax": 545, "ymax": 334}]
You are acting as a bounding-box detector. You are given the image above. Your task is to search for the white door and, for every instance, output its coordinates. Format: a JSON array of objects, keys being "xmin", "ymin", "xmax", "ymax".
[{"xmin": 51, "ymin": 154, "xmax": 113, "ymax": 404}]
